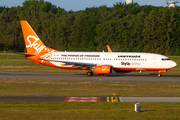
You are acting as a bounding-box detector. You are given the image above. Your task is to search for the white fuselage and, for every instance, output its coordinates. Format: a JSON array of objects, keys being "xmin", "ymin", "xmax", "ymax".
[{"xmin": 49, "ymin": 52, "xmax": 177, "ymax": 71}]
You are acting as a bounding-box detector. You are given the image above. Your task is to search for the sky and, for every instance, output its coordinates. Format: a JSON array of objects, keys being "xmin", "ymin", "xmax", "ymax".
[{"xmin": 1, "ymin": 0, "xmax": 179, "ymax": 11}]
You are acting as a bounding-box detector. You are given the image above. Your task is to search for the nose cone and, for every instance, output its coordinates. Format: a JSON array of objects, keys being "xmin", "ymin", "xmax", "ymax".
[{"xmin": 170, "ymin": 60, "xmax": 177, "ymax": 68}]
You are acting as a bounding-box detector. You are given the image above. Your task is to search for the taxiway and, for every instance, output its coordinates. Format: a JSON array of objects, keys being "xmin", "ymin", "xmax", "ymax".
[
  {"xmin": 0, "ymin": 72, "xmax": 179, "ymax": 83},
  {"xmin": 0, "ymin": 96, "xmax": 180, "ymax": 102}
]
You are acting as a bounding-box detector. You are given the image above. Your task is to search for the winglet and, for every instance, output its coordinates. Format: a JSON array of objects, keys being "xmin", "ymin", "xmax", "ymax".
[{"xmin": 106, "ymin": 45, "xmax": 112, "ymax": 52}]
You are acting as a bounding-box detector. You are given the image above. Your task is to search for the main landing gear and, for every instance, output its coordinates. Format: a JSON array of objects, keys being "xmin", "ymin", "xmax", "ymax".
[{"xmin": 87, "ymin": 71, "xmax": 93, "ymax": 76}]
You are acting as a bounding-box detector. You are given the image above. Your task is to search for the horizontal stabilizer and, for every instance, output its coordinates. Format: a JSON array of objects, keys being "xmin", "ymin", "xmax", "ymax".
[{"xmin": 9, "ymin": 52, "xmax": 35, "ymax": 56}]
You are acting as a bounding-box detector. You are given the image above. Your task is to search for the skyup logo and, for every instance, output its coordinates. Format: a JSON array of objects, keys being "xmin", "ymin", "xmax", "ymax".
[
  {"xmin": 102, "ymin": 66, "xmax": 108, "ymax": 71},
  {"xmin": 121, "ymin": 62, "xmax": 130, "ymax": 66},
  {"xmin": 26, "ymin": 35, "xmax": 54, "ymax": 61},
  {"xmin": 26, "ymin": 35, "xmax": 46, "ymax": 54}
]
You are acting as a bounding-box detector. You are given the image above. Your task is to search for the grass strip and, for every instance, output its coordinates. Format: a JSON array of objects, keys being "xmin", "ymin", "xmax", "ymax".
[
  {"xmin": 0, "ymin": 80, "xmax": 180, "ymax": 97},
  {"xmin": 0, "ymin": 102, "xmax": 179, "ymax": 120}
]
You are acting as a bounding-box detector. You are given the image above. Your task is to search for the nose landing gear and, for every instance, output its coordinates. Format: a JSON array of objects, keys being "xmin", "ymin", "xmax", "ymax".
[
  {"xmin": 158, "ymin": 73, "xmax": 162, "ymax": 77},
  {"xmin": 158, "ymin": 70, "xmax": 167, "ymax": 77}
]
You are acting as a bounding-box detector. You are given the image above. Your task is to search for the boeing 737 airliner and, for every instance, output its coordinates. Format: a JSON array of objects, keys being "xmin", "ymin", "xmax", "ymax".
[{"xmin": 20, "ymin": 20, "xmax": 177, "ymax": 77}]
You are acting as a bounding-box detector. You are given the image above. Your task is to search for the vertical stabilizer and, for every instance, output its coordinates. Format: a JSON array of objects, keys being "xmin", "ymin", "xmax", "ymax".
[{"xmin": 20, "ymin": 20, "xmax": 59, "ymax": 58}]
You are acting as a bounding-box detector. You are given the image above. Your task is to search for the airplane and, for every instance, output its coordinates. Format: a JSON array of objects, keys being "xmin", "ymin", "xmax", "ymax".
[{"xmin": 20, "ymin": 20, "xmax": 177, "ymax": 77}]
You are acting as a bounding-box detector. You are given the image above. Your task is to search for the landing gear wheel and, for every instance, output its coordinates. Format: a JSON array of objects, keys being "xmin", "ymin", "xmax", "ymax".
[
  {"xmin": 87, "ymin": 71, "xmax": 93, "ymax": 76},
  {"xmin": 158, "ymin": 73, "xmax": 162, "ymax": 77}
]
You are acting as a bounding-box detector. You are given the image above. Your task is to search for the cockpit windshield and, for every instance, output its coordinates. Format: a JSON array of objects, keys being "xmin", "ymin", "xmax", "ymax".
[{"xmin": 162, "ymin": 58, "xmax": 171, "ymax": 61}]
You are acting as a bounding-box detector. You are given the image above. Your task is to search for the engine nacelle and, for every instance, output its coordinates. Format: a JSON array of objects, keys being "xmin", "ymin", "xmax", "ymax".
[{"xmin": 94, "ymin": 65, "xmax": 113, "ymax": 75}]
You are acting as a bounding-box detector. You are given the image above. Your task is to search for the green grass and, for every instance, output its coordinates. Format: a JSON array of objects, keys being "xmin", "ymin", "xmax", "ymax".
[
  {"xmin": 0, "ymin": 102, "xmax": 180, "ymax": 120},
  {"xmin": 0, "ymin": 80, "xmax": 180, "ymax": 97}
]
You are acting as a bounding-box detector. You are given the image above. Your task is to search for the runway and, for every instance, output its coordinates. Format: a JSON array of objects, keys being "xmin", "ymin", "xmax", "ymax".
[
  {"xmin": 0, "ymin": 72, "xmax": 180, "ymax": 83},
  {"xmin": 0, "ymin": 96, "xmax": 180, "ymax": 102}
]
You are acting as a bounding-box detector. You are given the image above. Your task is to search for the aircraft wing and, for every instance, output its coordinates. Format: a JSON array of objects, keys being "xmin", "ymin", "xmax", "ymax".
[
  {"xmin": 45, "ymin": 59, "xmax": 97, "ymax": 67},
  {"xmin": 44, "ymin": 59, "xmax": 114, "ymax": 68}
]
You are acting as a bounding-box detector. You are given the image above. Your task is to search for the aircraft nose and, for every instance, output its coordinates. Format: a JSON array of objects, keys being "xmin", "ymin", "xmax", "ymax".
[{"xmin": 170, "ymin": 61, "xmax": 177, "ymax": 68}]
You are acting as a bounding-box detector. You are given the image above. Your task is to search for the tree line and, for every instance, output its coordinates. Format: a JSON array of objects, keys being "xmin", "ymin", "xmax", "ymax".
[{"xmin": 0, "ymin": 0, "xmax": 180, "ymax": 55}]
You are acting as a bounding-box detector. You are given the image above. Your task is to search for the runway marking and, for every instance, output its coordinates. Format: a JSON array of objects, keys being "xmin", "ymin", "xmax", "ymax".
[
  {"xmin": 114, "ymin": 97, "xmax": 118, "ymax": 102},
  {"xmin": 119, "ymin": 97, "xmax": 123, "ymax": 102},
  {"xmin": 65, "ymin": 100, "xmax": 99, "ymax": 102},
  {"xmin": 64, "ymin": 97, "xmax": 100, "ymax": 102},
  {"xmin": 107, "ymin": 97, "xmax": 119, "ymax": 102},
  {"xmin": 111, "ymin": 97, "xmax": 114, "ymax": 102},
  {"xmin": 107, "ymin": 97, "xmax": 110, "ymax": 102}
]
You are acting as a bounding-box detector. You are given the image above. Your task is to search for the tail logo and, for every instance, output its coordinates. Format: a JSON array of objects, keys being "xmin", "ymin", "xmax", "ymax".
[
  {"xmin": 26, "ymin": 35, "xmax": 54, "ymax": 61},
  {"xmin": 26, "ymin": 35, "xmax": 45, "ymax": 54}
]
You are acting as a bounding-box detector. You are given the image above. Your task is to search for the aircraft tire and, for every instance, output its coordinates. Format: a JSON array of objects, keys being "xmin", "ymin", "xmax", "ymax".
[
  {"xmin": 158, "ymin": 73, "xmax": 162, "ymax": 77},
  {"xmin": 87, "ymin": 71, "xmax": 93, "ymax": 76}
]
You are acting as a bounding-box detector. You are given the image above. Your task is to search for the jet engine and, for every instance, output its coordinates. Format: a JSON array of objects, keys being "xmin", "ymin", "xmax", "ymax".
[{"xmin": 94, "ymin": 65, "xmax": 113, "ymax": 75}]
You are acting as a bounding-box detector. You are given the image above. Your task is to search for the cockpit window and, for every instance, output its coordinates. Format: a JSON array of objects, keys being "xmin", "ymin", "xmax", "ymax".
[{"xmin": 162, "ymin": 58, "xmax": 170, "ymax": 61}]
